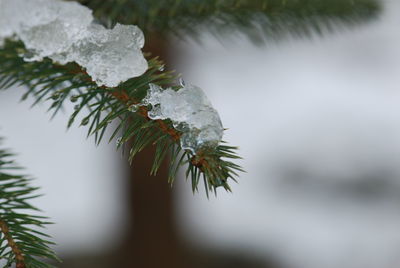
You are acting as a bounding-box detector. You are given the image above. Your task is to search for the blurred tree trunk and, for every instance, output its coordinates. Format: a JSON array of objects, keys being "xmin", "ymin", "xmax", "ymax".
[{"xmin": 117, "ymin": 35, "xmax": 187, "ymax": 268}]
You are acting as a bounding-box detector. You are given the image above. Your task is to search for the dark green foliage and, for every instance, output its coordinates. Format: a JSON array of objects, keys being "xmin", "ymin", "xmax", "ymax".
[
  {"xmin": 0, "ymin": 140, "xmax": 59, "ymax": 267},
  {"xmin": 0, "ymin": 40, "xmax": 242, "ymax": 194},
  {"xmin": 0, "ymin": 0, "xmax": 383, "ymax": 266},
  {"xmin": 77, "ymin": 0, "xmax": 380, "ymax": 42}
]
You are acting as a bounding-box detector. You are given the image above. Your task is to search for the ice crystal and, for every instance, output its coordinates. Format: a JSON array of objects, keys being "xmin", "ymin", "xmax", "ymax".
[
  {"xmin": 142, "ymin": 84, "xmax": 224, "ymax": 153},
  {"xmin": 0, "ymin": 0, "xmax": 148, "ymax": 87}
]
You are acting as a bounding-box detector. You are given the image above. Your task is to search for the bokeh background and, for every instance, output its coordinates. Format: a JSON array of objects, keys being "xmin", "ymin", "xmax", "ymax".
[{"xmin": 1, "ymin": 0, "xmax": 400, "ymax": 267}]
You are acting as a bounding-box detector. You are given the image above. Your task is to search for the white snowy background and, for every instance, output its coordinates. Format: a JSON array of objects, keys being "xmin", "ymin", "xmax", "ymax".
[
  {"xmin": 0, "ymin": 0, "xmax": 400, "ymax": 267},
  {"xmin": 175, "ymin": 1, "xmax": 400, "ymax": 268},
  {"xmin": 0, "ymin": 91, "xmax": 128, "ymax": 253}
]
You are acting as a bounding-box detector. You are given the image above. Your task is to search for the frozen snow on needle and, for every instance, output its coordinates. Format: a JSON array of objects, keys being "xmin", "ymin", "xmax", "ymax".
[{"xmin": 0, "ymin": 0, "xmax": 148, "ymax": 87}]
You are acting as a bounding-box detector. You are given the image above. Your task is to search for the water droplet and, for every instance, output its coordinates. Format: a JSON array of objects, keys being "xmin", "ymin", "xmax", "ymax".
[
  {"xmin": 116, "ymin": 137, "xmax": 123, "ymax": 147},
  {"xmin": 158, "ymin": 65, "xmax": 165, "ymax": 72},
  {"xmin": 179, "ymin": 77, "xmax": 185, "ymax": 87},
  {"xmin": 19, "ymin": 49, "xmax": 38, "ymax": 62},
  {"xmin": 51, "ymin": 91, "xmax": 61, "ymax": 100},
  {"xmin": 70, "ymin": 95, "xmax": 79, "ymax": 103},
  {"xmin": 80, "ymin": 117, "xmax": 89, "ymax": 126},
  {"xmin": 127, "ymin": 104, "xmax": 139, "ymax": 112}
]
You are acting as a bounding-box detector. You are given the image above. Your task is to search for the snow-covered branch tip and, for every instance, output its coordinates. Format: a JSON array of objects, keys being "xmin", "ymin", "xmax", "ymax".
[
  {"xmin": 140, "ymin": 82, "xmax": 224, "ymax": 154},
  {"xmin": 0, "ymin": 0, "xmax": 243, "ymax": 193},
  {"xmin": 0, "ymin": 0, "xmax": 224, "ymax": 154}
]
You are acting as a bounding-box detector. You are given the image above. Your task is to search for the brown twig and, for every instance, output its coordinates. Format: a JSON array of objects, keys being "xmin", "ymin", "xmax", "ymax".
[
  {"xmin": 110, "ymin": 90, "xmax": 206, "ymax": 166},
  {"xmin": 110, "ymin": 90, "xmax": 181, "ymax": 141},
  {"xmin": 0, "ymin": 218, "xmax": 25, "ymax": 268},
  {"xmin": 69, "ymin": 66, "xmax": 207, "ymax": 169}
]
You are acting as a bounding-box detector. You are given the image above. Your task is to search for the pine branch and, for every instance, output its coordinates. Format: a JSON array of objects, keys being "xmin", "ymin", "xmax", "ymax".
[
  {"xmin": 0, "ymin": 139, "xmax": 59, "ymax": 267},
  {"xmin": 0, "ymin": 40, "xmax": 242, "ymax": 194},
  {"xmin": 77, "ymin": 0, "xmax": 381, "ymax": 41}
]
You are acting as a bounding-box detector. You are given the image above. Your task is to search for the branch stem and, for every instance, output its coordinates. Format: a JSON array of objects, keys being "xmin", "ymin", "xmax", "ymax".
[{"xmin": 0, "ymin": 218, "xmax": 26, "ymax": 268}]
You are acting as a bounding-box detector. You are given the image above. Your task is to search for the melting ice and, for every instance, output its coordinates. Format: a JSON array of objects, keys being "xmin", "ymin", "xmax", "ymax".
[
  {"xmin": 0, "ymin": 0, "xmax": 148, "ymax": 87},
  {"xmin": 142, "ymin": 83, "xmax": 224, "ymax": 153}
]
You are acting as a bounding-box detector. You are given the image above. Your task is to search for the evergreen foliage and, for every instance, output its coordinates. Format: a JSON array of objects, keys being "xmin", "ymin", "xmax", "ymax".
[
  {"xmin": 78, "ymin": 0, "xmax": 380, "ymax": 41},
  {"xmin": 0, "ymin": 140, "xmax": 58, "ymax": 268},
  {"xmin": 0, "ymin": 0, "xmax": 381, "ymax": 266}
]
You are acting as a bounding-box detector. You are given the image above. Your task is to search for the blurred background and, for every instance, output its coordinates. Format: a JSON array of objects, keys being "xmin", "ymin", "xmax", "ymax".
[{"xmin": 2, "ymin": 0, "xmax": 400, "ymax": 267}]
